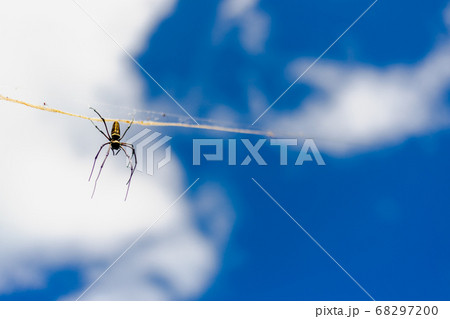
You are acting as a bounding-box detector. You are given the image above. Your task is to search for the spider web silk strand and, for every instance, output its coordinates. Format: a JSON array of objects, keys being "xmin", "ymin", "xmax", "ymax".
[{"xmin": 0, "ymin": 94, "xmax": 274, "ymax": 137}]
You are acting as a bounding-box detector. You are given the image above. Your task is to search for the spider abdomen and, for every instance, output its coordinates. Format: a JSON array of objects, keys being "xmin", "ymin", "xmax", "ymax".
[{"xmin": 111, "ymin": 121, "xmax": 121, "ymax": 140}]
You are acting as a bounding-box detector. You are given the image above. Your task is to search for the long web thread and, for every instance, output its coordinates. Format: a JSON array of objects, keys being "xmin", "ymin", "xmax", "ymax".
[{"xmin": 0, "ymin": 94, "xmax": 274, "ymax": 137}]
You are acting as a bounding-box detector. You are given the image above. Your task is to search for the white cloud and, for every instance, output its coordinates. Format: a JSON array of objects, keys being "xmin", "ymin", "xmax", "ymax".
[
  {"xmin": 444, "ymin": 4, "xmax": 450, "ymax": 31},
  {"xmin": 0, "ymin": 0, "xmax": 234, "ymax": 300},
  {"xmin": 219, "ymin": 0, "xmax": 258, "ymax": 20},
  {"xmin": 269, "ymin": 42, "xmax": 450, "ymax": 155},
  {"xmin": 215, "ymin": 0, "xmax": 270, "ymax": 54}
]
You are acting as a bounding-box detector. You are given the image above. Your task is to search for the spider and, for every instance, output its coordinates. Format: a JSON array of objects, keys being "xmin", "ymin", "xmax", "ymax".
[{"xmin": 88, "ymin": 107, "xmax": 137, "ymax": 200}]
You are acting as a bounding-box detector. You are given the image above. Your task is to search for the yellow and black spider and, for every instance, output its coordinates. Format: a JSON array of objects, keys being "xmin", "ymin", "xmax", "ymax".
[{"xmin": 89, "ymin": 108, "xmax": 137, "ymax": 200}]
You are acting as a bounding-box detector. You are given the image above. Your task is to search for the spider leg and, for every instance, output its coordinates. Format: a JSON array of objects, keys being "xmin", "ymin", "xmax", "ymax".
[
  {"xmin": 89, "ymin": 142, "xmax": 110, "ymax": 181},
  {"xmin": 120, "ymin": 143, "xmax": 137, "ymax": 168},
  {"xmin": 90, "ymin": 107, "xmax": 111, "ymax": 139},
  {"xmin": 120, "ymin": 145, "xmax": 135, "ymax": 201},
  {"xmin": 119, "ymin": 117, "xmax": 134, "ymax": 141},
  {"xmin": 91, "ymin": 145, "xmax": 111, "ymax": 199},
  {"xmin": 89, "ymin": 119, "xmax": 110, "ymax": 140},
  {"xmin": 122, "ymin": 143, "xmax": 137, "ymax": 185},
  {"xmin": 120, "ymin": 145, "xmax": 133, "ymax": 168}
]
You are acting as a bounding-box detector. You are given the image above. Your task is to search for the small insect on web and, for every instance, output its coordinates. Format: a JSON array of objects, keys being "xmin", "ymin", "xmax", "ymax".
[{"xmin": 88, "ymin": 108, "xmax": 137, "ymax": 201}]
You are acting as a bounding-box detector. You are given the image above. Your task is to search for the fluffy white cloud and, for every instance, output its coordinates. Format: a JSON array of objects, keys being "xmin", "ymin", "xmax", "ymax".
[
  {"xmin": 215, "ymin": 0, "xmax": 270, "ymax": 54},
  {"xmin": 219, "ymin": 0, "xmax": 258, "ymax": 20},
  {"xmin": 0, "ymin": 0, "xmax": 233, "ymax": 300},
  {"xmin": 269, "ymin": 42, "xmax": 450, "ymax": 155},
  {"xmin": 444, "ymin": 3, "xmax": 450, "ymax": 31}
]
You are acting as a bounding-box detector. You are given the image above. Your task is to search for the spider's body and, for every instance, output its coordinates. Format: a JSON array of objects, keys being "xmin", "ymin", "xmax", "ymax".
[
  {"xmin": 110, "ymin": 121, "xmax": 121, "ymax": 152},
  {"xmin": 89, "ymin": 108, "xmax": 137, "ymax": 200}
]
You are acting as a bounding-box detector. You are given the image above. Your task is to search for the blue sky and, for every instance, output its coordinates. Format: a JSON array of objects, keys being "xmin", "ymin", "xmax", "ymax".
[{"xmin": 0, "ymin": 0, "xmax": 449, "ymax": 301}]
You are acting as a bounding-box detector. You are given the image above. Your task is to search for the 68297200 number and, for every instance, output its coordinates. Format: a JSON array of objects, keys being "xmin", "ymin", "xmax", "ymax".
[{"xmin": 375, "ymin": 306, "xmax": 438, "ymax": 316}]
